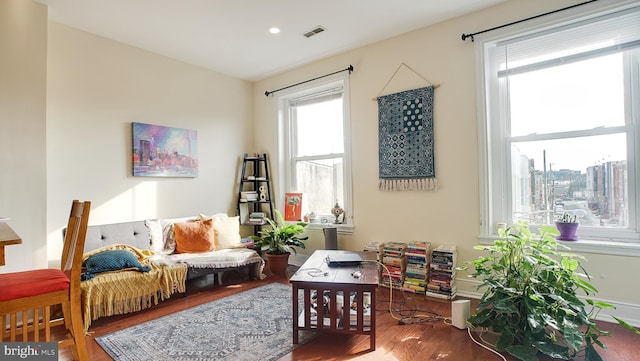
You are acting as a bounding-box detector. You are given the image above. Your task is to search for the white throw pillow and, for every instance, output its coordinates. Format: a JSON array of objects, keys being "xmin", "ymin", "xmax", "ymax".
[
  {"xmin": 146, "ymin": 219, "xmax": 164, "ymax": 253},
  {"xmin": 212, "ymin": 216, "xmax": 243, "ymax": 249}
]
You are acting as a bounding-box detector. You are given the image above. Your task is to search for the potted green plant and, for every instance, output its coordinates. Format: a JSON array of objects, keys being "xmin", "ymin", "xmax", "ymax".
[
  {"xmin": 464, "ymin": 221, "xmax": 638, "ymax": 361},
  {"xmin": 555, "ymin": 211, "xmax": 579, "ymax": 241},
  {"xmin": 249, "ymin": 209, "xmax": 308, "ymax": 275}
]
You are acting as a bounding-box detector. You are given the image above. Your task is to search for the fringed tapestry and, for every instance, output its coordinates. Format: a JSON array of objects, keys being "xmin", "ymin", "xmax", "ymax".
[{"xmin": 378, "ymin": 86, "xmax": 437, "ymax": 191}]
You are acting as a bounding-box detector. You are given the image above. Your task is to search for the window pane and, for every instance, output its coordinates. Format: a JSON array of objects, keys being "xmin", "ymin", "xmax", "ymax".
[
  {"xmin": 295, "ymin": 98, "xmax": 344, "ymax": 156},
  {"xmin": 296, "ymin": 158, "xmax": 343, "ymax": 218},
  {"xmin": 511, "ymin": 133, "xmax": 628, "ymax": 228},
  {"xmin": 509, "ymin": 54, "xmax": 625, "ymax": 137}
]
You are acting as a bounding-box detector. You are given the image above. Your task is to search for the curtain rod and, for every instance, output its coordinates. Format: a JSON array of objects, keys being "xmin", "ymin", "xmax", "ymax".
[
  {"xmin": 461, "ymin": 0, "xmax": 598, "ymax": 42},
  {"xmin": 264, "ymin": 65, "xmax": 354, "ymax": 97}
]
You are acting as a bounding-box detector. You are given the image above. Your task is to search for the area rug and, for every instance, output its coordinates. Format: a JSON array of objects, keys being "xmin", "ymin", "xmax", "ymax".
[{"xmin": 96, "ymin": 282, "xmax": 314, "ymax": 361}]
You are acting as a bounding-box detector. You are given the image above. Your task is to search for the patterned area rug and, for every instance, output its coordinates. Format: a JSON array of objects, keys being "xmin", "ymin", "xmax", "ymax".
[{"xmin": 96, "ymin": 282, "xmax": 314, "ymax": 361}]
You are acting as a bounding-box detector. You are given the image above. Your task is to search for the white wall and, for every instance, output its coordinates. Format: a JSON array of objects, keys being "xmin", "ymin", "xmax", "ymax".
[
  {"xmin": 253, "ymin": 0, "xmax": 639, "ymax": 323},
  {"xmin": 44, "ymin": 23, "xmax": 254, "ymax": 267},
  {"xmin": 2, "ymin": 0, "xmax": 637, "ymax": 325},
  {"xmin": 0, "ymin": 0, "xmax": 48, "ymax": 273}
]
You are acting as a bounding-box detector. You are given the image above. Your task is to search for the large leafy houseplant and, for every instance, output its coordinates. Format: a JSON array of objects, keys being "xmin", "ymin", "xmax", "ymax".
[
  {"xmin": 465, "ymin": 221, "xmax": 638, "ymax": 361},
  {"xmin": 250, "ymin": 209, "xmax": 308, "ymax": 256}
]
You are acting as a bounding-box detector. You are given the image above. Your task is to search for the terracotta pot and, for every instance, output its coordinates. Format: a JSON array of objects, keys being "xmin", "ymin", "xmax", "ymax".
[
  {"xmin": 265, "ymin": 253, "xmax": 290, "ymax": 275},
  {"xmin": 555, "ymin": 221, "xmax": 579, "ymax": 241}
]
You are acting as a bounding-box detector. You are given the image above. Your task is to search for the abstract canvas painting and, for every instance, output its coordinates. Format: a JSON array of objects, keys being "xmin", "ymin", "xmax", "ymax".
[{"xmin": 132, "ymin": 122, "xmax": 198, "ymax": 177}]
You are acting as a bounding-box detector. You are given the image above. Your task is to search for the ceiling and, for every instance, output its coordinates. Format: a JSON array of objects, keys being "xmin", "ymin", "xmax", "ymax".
[{"xmin": 35, "ymin": 0, "xmax": 507, "ymax": 81}]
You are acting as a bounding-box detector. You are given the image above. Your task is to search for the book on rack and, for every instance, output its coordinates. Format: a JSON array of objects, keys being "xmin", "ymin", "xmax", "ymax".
[
  {"xmin": 364, "ymin": 241, "xmax": 382, "ymax": 250},
  {"xmin": 426, "ymin": 244, "xmax": 457, "ymax": 300},
  {"xmin": 406, "ymin": 263, "xmax": 427, "ymax": 270},
  {"xmin": 240, "ymin": 191, "xmax": 258, "ymax": 201},
  {"xmin": 248, "ymin": 212, "xmax": 265, "ymax": 222},
  {"xmin": 404, "ymin": 272, "xmax": 427, "ymax": 281},
  {"xmin": 425, "ymin": 288, "xmax": 458, "ymax": 299},
  {"xmin": 404, "ymin": 277, "xmax": 428, "ymax": 286},
  {"xmin": 380, "ymin": 277, "xmax": 404, "ymax": 289},
  {"xmin": 384, "ymin": 241, "xmax": 407, "ymax": 250},
  {"xmin": 406, "ymin": 252, "xmax": 428, "ymax": 261},
  {"xmin": 380, "ymin": 241, "xmax": 408, "ymax": 289},
  {"xmin": 402, "ymin": 284, "xmax": 427, "ymax": 294},
  {"xmin": 363, "ymin": 241, "xmax": 383, "ymax": 254},
  {"xmin": 402, "ymin": 241, "xmax": 430, "ymax": 294},
  {"xmin": 382, "ymin": 256, "xmax": 405, "ymax": 267},
  {"xmin": 407, "ymin": 240, "xmax": 430, "ymax": 250}
]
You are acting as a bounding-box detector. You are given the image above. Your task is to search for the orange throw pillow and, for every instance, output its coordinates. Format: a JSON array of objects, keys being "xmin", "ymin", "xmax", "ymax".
[{"xmin": 174, "ymin": 219, "xmax": 216, "ymax": 253}]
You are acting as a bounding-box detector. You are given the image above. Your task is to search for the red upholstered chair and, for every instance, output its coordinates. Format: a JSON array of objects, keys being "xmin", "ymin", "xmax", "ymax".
[{"xmin": 0, "ymin": 200, "xmax": 90, "ymax": 361}]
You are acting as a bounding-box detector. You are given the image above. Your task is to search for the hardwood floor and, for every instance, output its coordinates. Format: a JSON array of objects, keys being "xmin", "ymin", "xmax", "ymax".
[{"xmin": 55, "ymin": 267, "xmax": 639, "ymax": 361}]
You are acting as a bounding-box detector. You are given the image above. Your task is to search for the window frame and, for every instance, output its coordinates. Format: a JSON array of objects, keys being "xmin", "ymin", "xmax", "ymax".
[
  {"xmin": 475, "ymin": 0, "xmax": 640, "ymax": 256},
  {"xmin": 276, "ymin": 72, "xmax": 354, "ymax": 233}
]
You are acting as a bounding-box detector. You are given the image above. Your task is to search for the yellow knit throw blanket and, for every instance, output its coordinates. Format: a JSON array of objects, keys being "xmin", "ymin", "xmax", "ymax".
[{"xmin": 80, "ymin": 244, "xmax": 187, "ymax": 332}]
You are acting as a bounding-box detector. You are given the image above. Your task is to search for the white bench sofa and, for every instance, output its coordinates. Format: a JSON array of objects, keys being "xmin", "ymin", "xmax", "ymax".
[{"xmin": 78, "ymin": 214, "xmax": 264, "ymax": 331}]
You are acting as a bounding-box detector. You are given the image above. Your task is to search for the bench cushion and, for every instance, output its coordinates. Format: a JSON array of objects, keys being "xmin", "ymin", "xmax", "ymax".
[{"xmin": 151, "ymin": 248, "xmax": 264, "ymax": 269}]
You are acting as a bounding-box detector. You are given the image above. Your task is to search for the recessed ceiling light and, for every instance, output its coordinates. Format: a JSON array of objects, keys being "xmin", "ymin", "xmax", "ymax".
[{"xmin": 269, "ymin": 27, "xmax": 280, "ymax": 34}]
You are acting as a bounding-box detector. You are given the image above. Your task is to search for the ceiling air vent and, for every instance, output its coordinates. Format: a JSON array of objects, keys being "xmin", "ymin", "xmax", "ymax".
[{"xmin": 302, "ymin": 26, "xmax": 326, "ymax": 38}]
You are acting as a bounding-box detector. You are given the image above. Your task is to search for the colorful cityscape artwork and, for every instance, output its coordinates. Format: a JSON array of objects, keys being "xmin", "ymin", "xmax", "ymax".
[{"xmin": 132, "ymin": 122, "xmax": 198, "ymax": 177}]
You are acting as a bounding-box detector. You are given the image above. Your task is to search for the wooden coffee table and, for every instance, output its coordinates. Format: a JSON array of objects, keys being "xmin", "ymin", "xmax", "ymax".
[{"xmin": 290, "ymin": 250, "xmax": 379, "ymax": 350}]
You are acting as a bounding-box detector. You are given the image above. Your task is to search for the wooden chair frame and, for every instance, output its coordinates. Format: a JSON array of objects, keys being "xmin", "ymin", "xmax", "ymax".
[{"xmin": 1, "ymin": 200, "xmax": 91, "ymax": 361}]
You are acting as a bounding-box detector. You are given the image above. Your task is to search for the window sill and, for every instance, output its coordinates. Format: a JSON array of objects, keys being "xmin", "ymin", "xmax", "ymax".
[
  {"xmin": 478, "ymin": 235, "xmax": 640, "ymax": 257},
  {"xmin": 305, "ymin": 222, "xmax": 354, "ymax": 234}
]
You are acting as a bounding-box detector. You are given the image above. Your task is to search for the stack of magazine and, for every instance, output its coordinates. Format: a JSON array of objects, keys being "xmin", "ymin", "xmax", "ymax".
[
  {"xmin": 247, "ymin": 212, "xmax": 265, "ymax": 224},
  {"xmin": 426, "ymin": 244, "xmax": 457, "ymax": 299},
  {"xmin": 402, "ymin": 241, "xmax": 430, "ymax": 294},
  {"xmin": 381, "ymin": 242, "xmax": 407, "ymax": 289}
]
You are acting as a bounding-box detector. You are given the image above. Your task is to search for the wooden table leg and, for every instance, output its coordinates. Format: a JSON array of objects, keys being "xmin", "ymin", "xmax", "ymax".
[
  {"xmin": 292, "ymin": 284, "xmax": 299, "ymax": 344},
  {"xmin": 370, "ymin": 289, "xmax": 376, "ymax": 350}
]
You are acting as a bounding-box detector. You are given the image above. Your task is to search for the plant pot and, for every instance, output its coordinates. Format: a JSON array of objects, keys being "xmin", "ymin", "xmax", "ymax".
[
  {"xmin": 265, "ymin": 253, "xmax": 290, "ymax": 275},
  {"xmin": 555, "ymin": 221, "xmax": 579, "ymax": 241}
]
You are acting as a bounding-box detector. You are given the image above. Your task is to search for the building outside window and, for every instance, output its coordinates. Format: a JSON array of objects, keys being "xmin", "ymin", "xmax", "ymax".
[
  {"xmin": 276, "ymin": 74, "xmax": 353, "ymax": 230},
  {"xmin": 476, "ymin": 1, "xmax": 640, "ymax": 252}
]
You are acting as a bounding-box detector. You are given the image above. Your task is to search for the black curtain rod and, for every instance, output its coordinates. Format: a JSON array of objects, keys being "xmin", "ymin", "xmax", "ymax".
[
  {"xmin": 461, "ymin": 0, "xmax": 597, "ymax": 42},
  {"xmin": 264, "ymin": 65, "xmax": 354, "ymax": 97}
]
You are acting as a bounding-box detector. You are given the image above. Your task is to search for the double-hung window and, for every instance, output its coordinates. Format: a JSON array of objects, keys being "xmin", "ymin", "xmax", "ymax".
[
  {"xmin": 277, "ymin": 74, "xmax": 353, "ymax": 230},
  {"xmin": 477, "ymin": 2, "xmax": 640, "ymax": 254}
]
